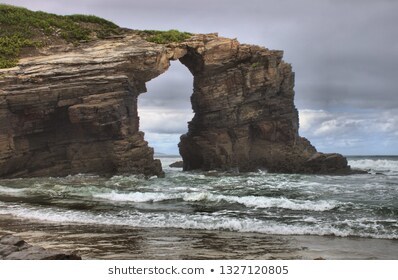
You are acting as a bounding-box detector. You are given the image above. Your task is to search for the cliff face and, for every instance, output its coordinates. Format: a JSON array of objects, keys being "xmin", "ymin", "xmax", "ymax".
[
  {"xmin": 0, "ymin": 35, "xmax": 167, "ymax": 178},
  {"xmin": 0, "ymin": 33, "xmax": 350, "ymax": 178}
]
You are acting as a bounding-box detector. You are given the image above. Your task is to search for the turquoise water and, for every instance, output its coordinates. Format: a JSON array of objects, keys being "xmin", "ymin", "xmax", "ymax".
[{"xmin": 0, "ymin": 156, "xmax": 397, "ymax": 240}]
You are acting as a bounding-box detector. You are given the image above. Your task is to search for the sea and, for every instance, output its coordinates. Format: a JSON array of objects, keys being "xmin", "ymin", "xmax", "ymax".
[{"xmin": 0, "ymin": 156, "xmax": 397, "ymax": 259}]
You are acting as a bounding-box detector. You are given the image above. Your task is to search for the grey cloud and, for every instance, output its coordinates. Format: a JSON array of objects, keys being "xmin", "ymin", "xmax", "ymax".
[
  {"xmin": 144, "ymin": 132, "xmax": 182, "ymax": 155},
  {"xmin": 138, "ymin": 107, "xmax": 193, "ymax": 135},
  {"xmin": 138, "ymin": 62, "xmax": 193, "ymax": 110},
  {"xmin": 295, "ymin": 83, "xmax": 397, "ymax": 110},
  {"xmin": 139, "ymin": 82, "xmax": 192, "ymax": 110},
  {"xmin": 299, "ymin": 109, "xmax": 398, "ymax": 154}
]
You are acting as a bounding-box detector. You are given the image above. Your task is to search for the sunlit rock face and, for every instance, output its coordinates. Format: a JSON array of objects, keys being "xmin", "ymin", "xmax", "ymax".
[{"xmin": 0, "ymin": 33, "xmax": 350, "ymax": 178}]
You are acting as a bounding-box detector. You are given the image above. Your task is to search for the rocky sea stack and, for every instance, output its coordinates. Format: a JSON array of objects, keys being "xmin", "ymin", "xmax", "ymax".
[{"xmin": 0, "ymin": 5, "xmax": 351, "ymax": 178}]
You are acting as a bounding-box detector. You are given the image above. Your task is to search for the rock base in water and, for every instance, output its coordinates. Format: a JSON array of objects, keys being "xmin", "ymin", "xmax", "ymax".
[{"xmin": 169, "ymin": 161, "xmax": 184, "ymax": 168}]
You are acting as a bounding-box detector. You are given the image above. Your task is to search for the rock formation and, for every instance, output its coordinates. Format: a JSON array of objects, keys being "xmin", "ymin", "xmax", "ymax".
[
  {"xmin": 176, "ymin": 35, "xmax": 350, "ymax": 174},
  {"xmin": 0, "ymin": 234, "xmax": 81, "ymax": 260},
  {"xmin": 0, "ymin": 34, "xmax": 167, "ymax": 178},
  {"xmin": 169, "ymin": 161, "xmax": 184, "ymax": 168},
  {"xmin": 0, "ymin": 32, "xmax": 351, "ymax": 178}
]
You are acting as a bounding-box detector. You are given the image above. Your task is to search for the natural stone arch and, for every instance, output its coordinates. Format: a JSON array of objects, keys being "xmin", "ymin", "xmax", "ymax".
[
  {"xmin": 169, "ymin": 34, "xmax": 349, "ymax": 174},
  {"xmin": 0, "ymin": 33, "xmax": 350, "ymax": 178}
]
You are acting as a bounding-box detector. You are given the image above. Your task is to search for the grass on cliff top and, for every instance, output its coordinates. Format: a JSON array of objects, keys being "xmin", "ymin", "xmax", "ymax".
[
  {"xmin": 139, "ymin": 29, "xmax": 192, "ymax": 44},
  {"xmin": 0, "ymin": 4, "xmax": 121, "ymax": 68},
  {"xmin": 0, "ymin": 5, "xmax": 193, "ymax": 69}
]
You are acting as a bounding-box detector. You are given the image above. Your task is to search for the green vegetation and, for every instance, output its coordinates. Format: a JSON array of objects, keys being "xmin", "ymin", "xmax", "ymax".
[
  {"xmin": 139, "ymin": 29, "xmax": 192, "ymax": 44},
  {"xmin": 0, "ymin": 4, "xmax": 121, "ymax": 68},
  {"xmin": 0, "ymin": 35, "xmax": 36, "ymax": 68},
  {"xmin": 251, "ymin": 62, "xmax": 260, "ymax": 68},
  {"xmin": 0, "ymin": 5, "xmax": 193, "ymax": 69}
]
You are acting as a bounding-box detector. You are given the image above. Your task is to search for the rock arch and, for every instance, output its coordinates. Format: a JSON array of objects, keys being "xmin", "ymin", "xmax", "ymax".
[
  {"xmin": 172, "ymin": 34, "xmax": 349, "ymax": 174},
  {"xmin": 0, "ymin": 33, "xmax": 350, "ymax": 178}
]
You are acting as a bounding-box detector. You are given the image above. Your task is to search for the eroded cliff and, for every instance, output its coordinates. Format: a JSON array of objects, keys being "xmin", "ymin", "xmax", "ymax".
[
  {"xmin": 0, "ymin": 34, "xmax": 168, "ymax": 177},
  {"xmin": 0, "ymin": 32, "xmax": 351, "ymax": 178}
]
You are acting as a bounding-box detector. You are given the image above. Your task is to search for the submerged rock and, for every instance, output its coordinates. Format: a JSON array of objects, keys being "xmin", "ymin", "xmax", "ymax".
[
  {"xmin": 0, "ymin": 26, "xmax": 352, "ymax": 177},
  {"xmin": 169, "ymin": 161, "xmax": 184, "ymax": 168},
  {"xmin": 0, "ymin": 234, "xmax": 81, "ymax": 260}
]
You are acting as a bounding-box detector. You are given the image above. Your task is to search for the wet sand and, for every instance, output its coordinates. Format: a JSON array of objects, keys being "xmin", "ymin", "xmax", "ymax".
[{"xmin": 0, "ymin": 214, "xmax": 397, "ymax": 260}]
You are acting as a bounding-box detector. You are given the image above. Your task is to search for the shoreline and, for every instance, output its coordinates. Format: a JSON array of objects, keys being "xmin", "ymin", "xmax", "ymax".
[{"xmin": 1, "ymin": 215, "xmax": 396, "ymax": 260}]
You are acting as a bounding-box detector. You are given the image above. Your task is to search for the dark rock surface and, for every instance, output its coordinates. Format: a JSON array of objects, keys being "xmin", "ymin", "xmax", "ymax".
[
  {"xmin": 0, "ymin": 32, "xmax": 351, "ymax": 177},
  {"xmin": 0, "ymin": 34, "xmax": 166, "ymax": 178},
  {"xmin": 169, "ymin": 161, "xmax": 184, "ymax": 168},
  {"xmin": 176, "ymin": 35, "xmax": 350, "ymax": 174},
  {"xmin": 0, "ymin": 234, "xmax": 81, "ymax": 260}
]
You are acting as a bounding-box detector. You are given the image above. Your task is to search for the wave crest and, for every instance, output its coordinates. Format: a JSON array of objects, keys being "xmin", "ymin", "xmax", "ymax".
[{"xmin": 93, "ymin": 191, "xmax": 338, "ymax": 211}]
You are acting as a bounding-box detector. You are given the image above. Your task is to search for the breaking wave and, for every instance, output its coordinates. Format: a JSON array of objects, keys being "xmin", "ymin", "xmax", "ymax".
[
  {"xmin": 0, "ymin": 186, "xmax": 26, "ymax": 195},
  {"xmin": 0, "ymin": 203, "xmax": 395, "ymax": 240},
  {"xmin": 94, "ymin": 191, "xmax": 339, "ymax": 211},
  {"xmin": 1, "ymin": 156, "xmax": 397, "ymax": 241},
  {"xmin": 348, "ymin": 157, "xmax": 398, "ymax": 174}
]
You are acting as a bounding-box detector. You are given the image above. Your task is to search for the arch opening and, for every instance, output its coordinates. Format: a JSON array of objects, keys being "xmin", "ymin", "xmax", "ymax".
[{"xmin": 138, "ymin": 60, "xmax": 194, "ymax": 159}]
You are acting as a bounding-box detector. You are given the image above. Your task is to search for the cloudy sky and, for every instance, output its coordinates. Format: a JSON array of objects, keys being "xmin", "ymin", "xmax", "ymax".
[{"xmin": 3, "ymin": 0, "xmax": 398, "ymax": 155}]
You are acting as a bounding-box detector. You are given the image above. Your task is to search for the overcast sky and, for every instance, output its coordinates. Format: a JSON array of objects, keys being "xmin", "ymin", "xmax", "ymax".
[{"xmin": 3, "ymin": 0, "xmax": 397, "ymax": 155}]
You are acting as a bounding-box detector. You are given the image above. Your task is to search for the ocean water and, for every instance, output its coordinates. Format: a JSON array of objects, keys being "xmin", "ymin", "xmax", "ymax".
[{"xmin": 0, "ymin": 156, "xmax": 397, "ymax": 244}]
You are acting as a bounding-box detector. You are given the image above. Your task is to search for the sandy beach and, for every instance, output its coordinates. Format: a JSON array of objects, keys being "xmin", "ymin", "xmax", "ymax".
[{"xmin": 1, "ymin": 214, "xmax": 396, "ymax": 260}]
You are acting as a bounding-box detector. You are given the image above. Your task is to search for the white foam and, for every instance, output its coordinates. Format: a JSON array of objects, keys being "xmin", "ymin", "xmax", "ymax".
[
  {"xmin": 183, "ymin": 192, "xmax": 210, "ymax": 202},
  {"xmin": 348, "ymin": 158, "xmax": 398, "ymax": 174},
  {"xmin": 94, "ymin": 190, "xmax": 339, "ymax": 212},
  {"xmin": 0, "ymin": 204, "xmax": 395, "ymax": 239},
  {"xmin": 94, "ymin": 191, "xmax": 179, "ymax": 202},
  {"xmin": 0, "ymin": 186, "xmax": 26, "ymax": 195},
  {"xmin": 93, "ymin": 191, "xmax": 339, "ymax": 211},
  {"xmin": 214, "ymin": 195, "xmax": 339, "ymax": 211}
]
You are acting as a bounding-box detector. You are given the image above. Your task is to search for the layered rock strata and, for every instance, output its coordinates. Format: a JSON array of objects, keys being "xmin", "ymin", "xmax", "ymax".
[
  {"xmin": 0, "ymin": 35, "xmax": 167, "ymax": 178},
  {"xmin": 177, "ymin": 35, "xmax": 350, "ymax": 174},
  {"xmin": 0, "ymin": 33, "xmax": 350, "ymax": 178}
]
